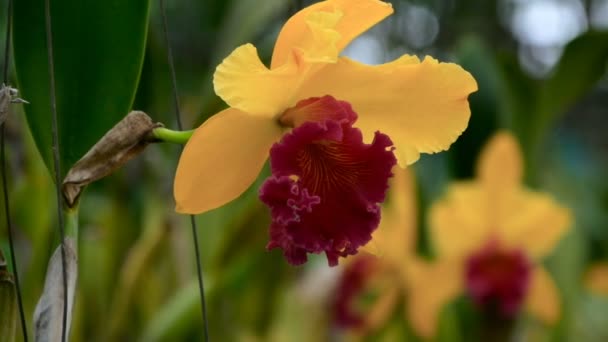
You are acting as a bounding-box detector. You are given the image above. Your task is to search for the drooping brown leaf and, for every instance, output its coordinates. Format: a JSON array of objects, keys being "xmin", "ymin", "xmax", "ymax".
[
  {"xmin": 0, "ymin": 84, "xmax": 27, "ymax": 126},
  {"xmin": 62, "ymin": 111, "xmax": 162, "ymax": 207}
]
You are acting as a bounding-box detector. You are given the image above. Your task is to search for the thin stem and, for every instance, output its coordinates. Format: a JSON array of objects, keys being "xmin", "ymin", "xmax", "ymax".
[
  {"xmin": 1, "ymin": 126, "xmax": 28, "ymax": 342},
  {"xmin": 151, "ymin": 127, "xmax": 193, "ymax": 145},
  {"xmin": 43, "ymin": 0, "xmax": 69, "ymax": 341},
  {"xmin": 64, "ymin": 206, "xmax": 79, "ymax": 239},
  {"xmin": 2, "ymin": 0, "xmax": 11, "ymax": 85},
  {"xmin": 159, "ymin": 0, "xmax": 209, "ymax": 340},
  {"xmin": 2, "ymin": 0, "xmax": 28, "ymax": 340}
]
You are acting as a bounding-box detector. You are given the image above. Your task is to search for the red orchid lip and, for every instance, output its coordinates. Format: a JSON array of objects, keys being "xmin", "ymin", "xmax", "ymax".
[
  {"xmin": 259, "ymin": 96, "xmax": 396, "ymax": 266},
  {"xmin": 465, "ymin": 239, "xmax": 532, "ymax": 317}
]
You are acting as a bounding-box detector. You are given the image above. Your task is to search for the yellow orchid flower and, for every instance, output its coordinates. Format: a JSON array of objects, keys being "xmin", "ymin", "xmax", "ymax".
[
  {"xmin": 331, "ymin": 166, "xmax": 415, "ymax": 331},
  {"xmin": 333, "ymin": 132, "xmax": 572, "ymax": 339},
  {"xmin": 584, "ymin": 263, "xmax": 608, "ymax": 296},
  {"xmin": 424, "ymin": 132, "xmax": 572, "ymax": 331},
  {"xmin": 174, "ymin": 0, "xmax": 477, "ymax": 266},
  {"xmin": 332, "ymin": 167, "xmax": 458, "ymax": 339}
]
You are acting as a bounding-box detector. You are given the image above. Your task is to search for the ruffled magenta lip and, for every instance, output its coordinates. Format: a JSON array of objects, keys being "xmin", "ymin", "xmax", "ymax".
[
  {"xmin": 259, "ymin": 96, "xmax": 396, "ymax": 266},
  {"xmin": 465, "ymin": 239, "xmax": 532, "ymax": 317}
]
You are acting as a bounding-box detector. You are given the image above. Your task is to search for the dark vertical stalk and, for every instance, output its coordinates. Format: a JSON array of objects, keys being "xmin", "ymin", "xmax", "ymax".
[
  {"xmin": 2, "ymin": 0, "xmax": 11, "ymax": 82},
  {"xmin": 158, "ymin": 0, "xmax": 209, "ymax": 340},
  {"xmin": 1, "ymin": 130, "xmax": 29, "ymax": 341},
  {"xmin": 43, "ymin": 0, "xmax": 69, "ymax": 341},
  {"xmin": 2, "ymin": 0, "xmax": 29, "ymax": 340}
]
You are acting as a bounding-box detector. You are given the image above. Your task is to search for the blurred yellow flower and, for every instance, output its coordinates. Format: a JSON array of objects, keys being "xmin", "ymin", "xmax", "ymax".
[
  {"xmin": 333, "ymin": 132, "xmax": 572, "ymax": 340},
  {"xmin": 423, "ymin": 132, "xmax": 572, "ymax": 334},
  {"xmin": 174, "ymin": 0, "xmax": 477, "ymax": 214},
  {"xmin": 584, "ymin": 263, "xmax": 608, "ymax": 296},
  {"xmin": 332, "ymin": 166, "xmax": 456, "ymax": 338}
]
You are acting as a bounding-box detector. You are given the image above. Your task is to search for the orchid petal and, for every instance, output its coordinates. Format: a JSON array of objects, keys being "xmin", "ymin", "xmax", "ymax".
[
  {"xmin": 174, "ymin": 108, "xmax": 283, "ymax": 213},
  {"xmin": 296, "ymin": 56, "xmax": 477, "ymax": 166},
  {"xmin": 406, "ymin": 259, "xmax": 463, "ymax": 339},
  {"xmin": 430, "ymin": 183, "xmax": 490, "ymax": 258},
  {"xmin": 477, "ymin": 132, "xmax": 523, "ymax": 190},
  {"xmin": 584, "ymin": 263, "xmax": 608, "ymax": 296},
  {"xmin": 271, "ymin": 0, "xmax": 393, "ymax": 68},
  {"xmin": 214, "ymin": 44, "xmax": 301, "ymax": 116},
  {"xmin": 499, "ymin": 191, "xmax": 572, "ymax": 260},
  {"xmin": 525, "ymin": 266, "xmax": 561, "ymax": 324},
  {"xmin": 365, "ymin": 167, "xmax": 417, "ymax": 262}
]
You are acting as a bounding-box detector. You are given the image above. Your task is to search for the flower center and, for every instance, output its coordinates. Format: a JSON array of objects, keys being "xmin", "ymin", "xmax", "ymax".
[
  {"xmin": 465, "ymin": 239, "xmax": 531, "ymax": 317},
  {"xmin": 278, "ymin": 95, "xmax": 357, "ymax": 128},
  {"xmin": 259, "ymin": 96, "xmax": 396, "ymax": 266}
]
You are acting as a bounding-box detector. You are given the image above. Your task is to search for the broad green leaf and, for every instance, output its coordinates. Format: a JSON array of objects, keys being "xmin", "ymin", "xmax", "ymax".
[
  {"xmin": 13, "ymin": 0, "xmax": 151, "ymax": 179},
  {"xmin": 536, "ymin": 31, "xmax": 608, "ymax": 136},
  {"xmin": 494, "ymin": 52, "xmax": 539, "ymax": 149}
]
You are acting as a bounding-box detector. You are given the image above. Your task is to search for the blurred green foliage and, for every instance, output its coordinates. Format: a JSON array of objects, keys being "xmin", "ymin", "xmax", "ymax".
[{"xmin": 1, "ymin": 0, "xmax": 607, "ymax": 341}]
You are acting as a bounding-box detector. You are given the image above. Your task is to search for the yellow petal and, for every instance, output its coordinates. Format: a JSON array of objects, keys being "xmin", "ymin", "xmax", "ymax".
[
  {"xmin": 405, "ymin": 258, "xmax": 463, "ymax": 339},
  {"xmin": 295, "ymin": 56, "xmax": 477, "ymax": 166},
  {"xmin": 525, "ymin": 266, "xmax": 561, "ymax": 324},
  {"xmin": 429, "ymin": 182, "xmax": 490, "ymax": 258},
  {"xmin": 293, "ymin": 9, "xmax": 343, "ymax": 64},
  {"xmin": 174, "ymin": 108, "xmax": 283, "ymax": 214},
  {"xmin": 584, "ymin": 263, "xmax": 608, "ymax": 296},
  {"xmin": 364, "ymin": 284, "xmax": 399, "ymax": 332},
  {"xmin": 388, "ymin": 166, "xmax": 417, "ymax": 233},
  {"xmin": 499, "ymin": 190, "xmax": 572, "ymax": 260},
  {"xmin": 366, "ymin": 167, "xmax": 417, "ymax": 262},
  {"xmin": 476, "ymin": 131, "xmax": 523, "ymax": 196},
  {"xmin": 271, "ymin": 0, "xmax": 394, "ymax": 68},
  {"xmin": 213, "ymin": 44, "xmax": 301, "ymax": 116}
]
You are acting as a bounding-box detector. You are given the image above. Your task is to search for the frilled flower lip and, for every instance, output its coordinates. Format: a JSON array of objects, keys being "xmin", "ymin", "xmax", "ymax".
[
  {"xmin": 173, "ymin": 0, "xmax": 477, "ymax": 215},
  {"xmin": 259, "ymin": 96, "xmax": 396, "ymax": 266},
  {"xmin": 465, "ymin": 239, "xmax": 531, "ymax": 317}
]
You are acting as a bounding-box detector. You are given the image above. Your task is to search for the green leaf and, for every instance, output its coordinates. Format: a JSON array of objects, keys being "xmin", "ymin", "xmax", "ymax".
[
  {"xmin": 12, "ymin": 0, "xmax": 151, "ymax": 179},
  {"xmin": 493, "ymin": 52, "xmax": 539, "ymax": 148},
  {"xmin": 536, "ymin": 31, "xmax": 608, "ymax": 135}
]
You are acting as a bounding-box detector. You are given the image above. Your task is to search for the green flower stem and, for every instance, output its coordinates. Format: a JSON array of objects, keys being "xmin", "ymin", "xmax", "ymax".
[
  {"xmin": 64, "ymin": 205, "xmax": 79, "ymax": 240},
  {"xmin": 151, "ymin": 127, "xmax": 194, "ymax": 145}
]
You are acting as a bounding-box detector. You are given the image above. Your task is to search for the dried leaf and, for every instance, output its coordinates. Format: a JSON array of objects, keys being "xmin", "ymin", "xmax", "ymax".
[
  {"xmin": 33, "ymin": 238, "xmax": 78, "ymax": 342},
  {"xmin": 0, "ymin": 84, "xmax": 27, "ymax": 126},
  {"xmin": 0, "ymin": 250, "xmax": 18, "ymax": 341},
  {"xmin": 62, "ymin": 111, "xmax": 162, "ymax": 207}
]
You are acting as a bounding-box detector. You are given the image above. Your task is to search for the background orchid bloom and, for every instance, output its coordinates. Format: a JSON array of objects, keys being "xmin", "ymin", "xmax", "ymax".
[
  {"xmin": 332, "ymin": 167, "xmax": 459, "ymax": 339},
  {"xmin": 174, "ymin": 0, "xmax": 477, "ymax": 214},
  {"xmin": 585, "ymin": 263, "xmax": 608, "ymax": 296},
  {"xmin": 426, "ymin": 132, "xmax": 572, "ymax": 329},
  {"xmin": 331, "ymin": 167, "xmax": 417, "ymax": 333}
]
